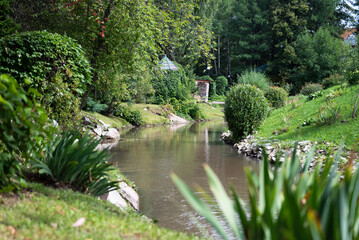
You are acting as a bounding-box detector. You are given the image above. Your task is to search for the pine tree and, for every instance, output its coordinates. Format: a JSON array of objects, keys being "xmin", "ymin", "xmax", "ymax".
[
  {"xmin": 269, "ymin": 0, "xmax": 309, "ymax": 82},
  {"xmin": 229, "ymin": 0, "xmax": 271, "ymax": 72}
]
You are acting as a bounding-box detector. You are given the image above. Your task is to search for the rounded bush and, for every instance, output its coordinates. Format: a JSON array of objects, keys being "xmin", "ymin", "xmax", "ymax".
[
  {"xmin": 237, "ymin": 71, "xmax": 271, "ymax": 92},
  {"xmin": 322, "ymin": 74, "xmax": 344, "ymax": 89},
  {"xmin": 300, "ymin": 83, "xmax": 323, "ymax": 96},
  {"xmin": 265, "ymin": 86, "xmax": 288, "ymax": 109},
  {"xmin": 113, "ymin": 105, "xmax": 143, "ymax": 126},
  {"xmin": 0, "ymin": 31, "xmax": 91, "ymax": 125},
  {"xmin": 224, "ymin": 84, "xmax": 269, "ymax": 141},
  {"xmin": 215, "ymin": 76, "xmax": 228, "ymax": 95}
]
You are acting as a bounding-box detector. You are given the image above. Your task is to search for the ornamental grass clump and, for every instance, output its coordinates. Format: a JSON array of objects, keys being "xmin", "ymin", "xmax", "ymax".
[
  {"xmin": 224, "ymin": 84, "xmax": 269, "ymax": 141},
  {"xmin": 237, "ymin": 71, "xmax": 271, "ymax": 92},
  {"xmin": 33, "ymin": 130, "xmax": 118, "ymax": 196},
  {"xmin": 173, "ymin": 145, "xmax": 359, "ymax": 240}
]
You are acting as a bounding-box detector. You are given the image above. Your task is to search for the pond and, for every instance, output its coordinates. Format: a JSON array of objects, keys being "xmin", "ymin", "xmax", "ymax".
[{"xmin": 109, "ymin": 121, "xmax": 260, "ymax": 236}]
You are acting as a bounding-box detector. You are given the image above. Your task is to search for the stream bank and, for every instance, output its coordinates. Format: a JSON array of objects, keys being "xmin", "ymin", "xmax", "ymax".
[{"xmin": 221, "ymin": 131, "xmax": 358, "ymax": 170}]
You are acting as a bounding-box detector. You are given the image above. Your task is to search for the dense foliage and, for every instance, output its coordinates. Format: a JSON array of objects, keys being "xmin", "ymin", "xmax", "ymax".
[
  {"xmin": 322, "ymin": 74, "xmax": 344, "ymax": 89},
  {"xmin": 173, "ymin": 145, "xmax": 359, "ymax": 240},
  {"xmin": 0, "ymin": 31, "xmax": 91, "ymax": 125},
  {"xmin": 170, "ymin": 98, "xmax": 204, "ymax": 120},
  {"xmin": 113, "ymin": 105, "xmax": 143, "ymax": 126},
  {"xmin": 224, "ymin": 84, "xmax": 268, "ymax": 141},
  {"xmin": 300, "ymin": 83, "xmax": 324, "ymax": 96},
  {"xmin": 34, "ymin": 130, "xmax": 118, "ymax": 196},
  {"xmin": 0, "ymin": 74, "xmax": 51, "ymax": 192},
  {"xmin": 151, "ymin": 69, "xmax": 195, "ymax": 104},
  {"xmin": 290, "ymin": 28, "xmax": 346, "ymax": 92},
  {"xmin": 215, "ymin": 76, "xmax": 228, "ymax": 95},
  {"xmin": 265, "ymin": 86, "xmax": 288, "ymax": 109},
  {"xmin": 237, "ymin": 71, "xmax": 271, "ymax": 92}
]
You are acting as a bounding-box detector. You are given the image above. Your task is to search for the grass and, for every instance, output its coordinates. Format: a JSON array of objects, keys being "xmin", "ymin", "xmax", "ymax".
[
  {"xmin": 198, "ymin": 103, "xmax": 224, "ymax": 120},
  {"xmin": 257, "ymin": 85, "xmax": 359, "ymax": 148},
  {"xmin": 82, "ymin": 111, "xmax": 131, "ymax": 129},
  {"xmin": 127, "ymin": 104, "xmax": 171, "ymax": 125},
  {"xmin": 83, "ymin": 103, "xmax": 224, "ymax": 128},
  {"xmin": 0, "ymin": 183, "xmax": 201, "ymax": 240}
]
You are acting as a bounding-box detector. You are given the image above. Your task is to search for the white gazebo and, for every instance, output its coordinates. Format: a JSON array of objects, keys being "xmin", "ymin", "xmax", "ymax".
[{"xmin": 159, "ymin": 56, "xmax": 178, "ymax": 71}]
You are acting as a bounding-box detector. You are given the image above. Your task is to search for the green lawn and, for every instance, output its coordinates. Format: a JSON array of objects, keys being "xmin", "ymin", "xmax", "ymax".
[
  {"xmin": 257, "ymin": 85, "xmax": 359, "ymax": 149},
  {"xmin": 0, "ymin": 183, "xmax": 201, "ymax": 240}
]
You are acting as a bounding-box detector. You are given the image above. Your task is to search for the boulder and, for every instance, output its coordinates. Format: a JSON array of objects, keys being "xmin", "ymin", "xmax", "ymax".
[
  {"xmin": 101, "ymin": 190, "xmax": 128, "ymax": 210},
  {"xmin": 103, "ymin": 128, "xmax": 120, "ymax": 140},
  {"xmin": 119, "ymin": 182, "xmax": 140, "ymax": 211},
  {"xmin": 82, "ymin": 117, "xmax": 93, "ymax": 125},
  {"xmin": 93, "ymin": 124, "xmax": 104, "ymax": 136}
]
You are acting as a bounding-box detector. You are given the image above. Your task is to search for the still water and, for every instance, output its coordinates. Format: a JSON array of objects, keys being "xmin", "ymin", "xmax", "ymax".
[{"xmin": 109, "ymin": 121, "xmax": 260, "ymax": 236}]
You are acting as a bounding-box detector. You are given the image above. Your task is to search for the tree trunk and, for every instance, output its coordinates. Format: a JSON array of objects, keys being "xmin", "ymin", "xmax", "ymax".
[{"xmin": 218, "ymin": 37, "xmax": 221, "ymax": 75}]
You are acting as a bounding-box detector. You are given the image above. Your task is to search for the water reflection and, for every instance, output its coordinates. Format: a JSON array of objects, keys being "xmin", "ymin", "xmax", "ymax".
[{"xmin": 109, "ymin": 121, "xmax": 260, "ymax": 236}]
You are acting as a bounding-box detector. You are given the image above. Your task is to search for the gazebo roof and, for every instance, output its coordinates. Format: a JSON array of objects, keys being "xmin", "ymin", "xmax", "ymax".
[{"xmin": 159, "ymin": 56, "xmax": 178, "ymax": 71}]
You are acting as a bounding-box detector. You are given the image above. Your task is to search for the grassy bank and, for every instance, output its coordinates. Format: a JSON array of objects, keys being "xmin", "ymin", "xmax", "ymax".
[
  {"xmin": 256, "ymin": 85, "xmax": 359, "ymax": 149},
  {"xmin": 83, "ymin": 103, "xmax": 224, "ymax": 128},
  {"xmin": 0, "ymin": 183, "xmax": 201, "ymax": 240}
]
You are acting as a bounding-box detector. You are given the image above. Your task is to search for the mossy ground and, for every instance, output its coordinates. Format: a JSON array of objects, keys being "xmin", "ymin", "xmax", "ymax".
[
  {"xmin": 0, "ymin": 183, "xmax": 202, "ymax": 240},
  {"xmin": 256, "ymin": 85, "xmax": 359, "ymax": 150}
]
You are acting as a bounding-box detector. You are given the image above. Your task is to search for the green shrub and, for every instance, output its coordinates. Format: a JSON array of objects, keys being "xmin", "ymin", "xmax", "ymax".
[
  {"xmin": 265, "ymin": 86, "xmax": 288, "ymax": 109},
  {"xmin": 173, "ymin": 145, "xmax": 359, "ymax": 240},
  {"xmin": 215, "ymin": 76, "xmax": 228, "ymax": 96},
  {"xmin": 307, "ymin": 90, "xmax": 324, "ymax": 101},
  {"xmin": 0, "ymin": 74, "xmax": 51, "ymax": 192},
  {"xmin": 114, "ymin": 105, "xmax": 143, "ymax": 126},
  {"xmin": 0, "ymin": 31, "xmax": 91, "ymax": 126},
  {"xmin": 237, "ymin": 71, "xmax": 271, "ymax": 92},
  {"xmin": 347, "ymin": 70, "xmax": 359, "ymax": 86},
  {"xmin": 300, "ymin": 83, "xmax": 323, "ymax": 96},
  {"xmin": 224, "ymin": 84, "xmax": 269, "ymax": 141},
  {"xmin": 85, "ymin": 97, "xmax": 108, "ymax": 113},
  {"xmin": 170, "ymin": 98, "xmax": 204, "ymax": 120},
  {"xmin": 33, "ymin": 130, "xmax": 118, "ymax": 196},
  {"xmin": 322, "ymin": 73, "xmax": 344, "ymax": 89}
]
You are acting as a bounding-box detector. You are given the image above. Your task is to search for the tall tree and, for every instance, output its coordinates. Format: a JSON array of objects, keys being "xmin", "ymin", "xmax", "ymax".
[
  {"xmin": 269, "ymin": 0, "xmax": 309, "ymax": 82},
  {"xmin": 229, "ymin": 0, "xmax": 271, "ymax": 72}
]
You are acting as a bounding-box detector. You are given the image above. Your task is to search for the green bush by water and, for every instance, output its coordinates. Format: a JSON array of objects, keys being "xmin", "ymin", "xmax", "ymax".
[
  {"xmin": 114, "ymin": 105, "xmax": 143, "ymax": 126},
  {"xmin": 224, "ymin": 84, "xmax": 269, "ymax": 141}
]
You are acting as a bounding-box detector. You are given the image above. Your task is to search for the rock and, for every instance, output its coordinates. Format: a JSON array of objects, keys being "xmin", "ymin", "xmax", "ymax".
[
  {"xmin": 82, "ymin": 117, "xmax": 93, "ymax": 125},
  {"xmin": 95, "ymin": 140, "xmax": 119, "ymax": 151},
  {"xmin": 119, "ymin": 182, "xmax": 140, "ymax": 211},
  {"xmin": 101, "ymin": 190, "xmax": 128, "ymax": 210},
  {"xmin": 52, "ymin": 119, "xmax": 59, "ymax": 128},
  {"xmin": 93, "ymin": 125, "xmax": 104, "ymax": 136},
  {"xmin": 99, "ymin": 120, "xmax": 106, "ymax": 125},
  {"xmin": 169, "ymin": 114, "xmax": 189, "ymax": 123},
  {"xmin": 103, "ymin": 128, "xmax": 120, "ymax": 140},
  {"xmin": 298, "ymin": 140, "xmax": 311, "ymax": 147}
]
